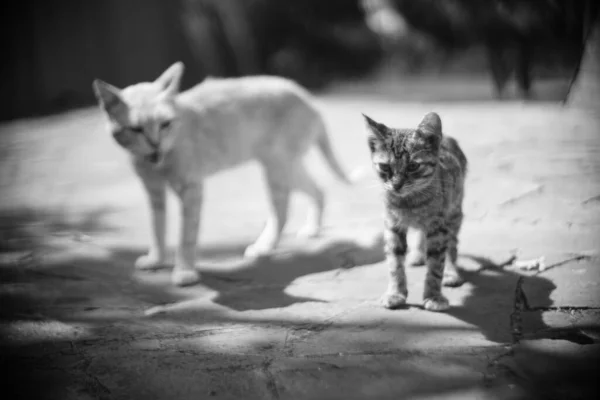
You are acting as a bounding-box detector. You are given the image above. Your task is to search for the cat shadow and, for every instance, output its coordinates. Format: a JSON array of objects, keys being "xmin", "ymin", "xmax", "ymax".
[
  {"xmin": 204, "ymin": 236, "xmax": 385, "ymax": 311},
  {"xmin": 112, "ymin": 241, "xmax": 558, "ymax": 344},
  {"xmin": 111, "ymin": 235, "xmax": 385, "ymax": 311},
  {"xmin": 447, "ymin": 254, "xmax": 557, "ymax": 344}
]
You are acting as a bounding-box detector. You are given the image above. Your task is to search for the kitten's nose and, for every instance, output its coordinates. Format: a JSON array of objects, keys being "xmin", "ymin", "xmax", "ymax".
[{"xmin": 392, "ymin": 178, "xmax": 404, "ymax": 191}]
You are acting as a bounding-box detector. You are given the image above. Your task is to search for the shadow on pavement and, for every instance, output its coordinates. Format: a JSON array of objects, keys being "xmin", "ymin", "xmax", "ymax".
[
  {"xmin": 0, "ymin": 207, "xmax": 565, "ymax": 399},
  {"xmin": 110, "ymin": 236, "xmax": 385, "ymax": 311},
  {"xmin": 0, "ymin": 206, "xmax": 121, "ymax": 320},
  {"xmin": 0, "ymin": 204, "xmax": 557, "ymax": 345},
  {"xmin": 450, "ymin": 254, "xmax": 556, "ymax": 344},
  {"xmin": 0, "ymin": 206, "xmax": 119, "ymax": 251}
]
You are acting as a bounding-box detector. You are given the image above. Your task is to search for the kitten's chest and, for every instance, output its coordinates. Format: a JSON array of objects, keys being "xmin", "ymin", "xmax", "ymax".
[
  {"xmin": 387, "ymin": 207, "xmax": 430, "ymax": 228},
  {"xmin": 385, "ymin": 193, "xmax": 447, "ymax": 229}
]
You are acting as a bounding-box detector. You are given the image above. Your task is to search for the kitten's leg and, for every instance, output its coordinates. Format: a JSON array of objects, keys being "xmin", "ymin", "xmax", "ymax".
[
  {"xmin": 172, "ymin": 183, "xmax": 203, "ymax": 286},
  {"xmin": 405, "ymin": 228, "xmax": 426, "ymax": 267},
  {"xmin": 293, "ymin": 164, "xmax": 324, "ymax": 238},
  {"xmin": 423, "ymin": 217, "xmax": 450, "ymax": 311},
  {"xmin": 443, "ymin": 209, "xmax": 465, "ymax": 287},
  {"xmin": 134, "ymin": 168, "xmax": 168, "ymax": 270},
  {"xmin": 380, "ymin": 224, "xmax": 409, "ymax": 309},
  {"xmin": 244, "ymin": 165, "xmax": 291, "ymax": 258}
]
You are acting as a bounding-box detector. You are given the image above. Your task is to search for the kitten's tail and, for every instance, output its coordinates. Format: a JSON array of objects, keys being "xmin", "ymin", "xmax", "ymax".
[{"xmin": 316, "ymin": 125, "xmax": 353, "ymax": 185}]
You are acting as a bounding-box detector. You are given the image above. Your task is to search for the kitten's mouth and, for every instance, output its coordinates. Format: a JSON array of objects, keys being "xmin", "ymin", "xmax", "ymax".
[
  {"xmin": 386, "ymin": 185, "xmax": 411, "ymax": 197},
  {"xmin": 385, "ymin": 183, "xmax": 405, "ymax": 193}
]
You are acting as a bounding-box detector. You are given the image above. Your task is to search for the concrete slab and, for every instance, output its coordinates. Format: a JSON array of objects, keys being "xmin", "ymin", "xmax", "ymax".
[
  {"xmin": 523, "ymin": 260, "xmax": 600, "ymax": 308},
  {"xmin": 2, "ymin": 92, "xmax": 600, "ymax": 399},
  {"xmin": 270, "ymin": 352, "xmax": 517, "ymax": 400},
  {"xmin": 520, "ymin": 309, "xmax": 600, "ymax": 345},
  {"xmin": 86, "ymin": 351, "xmax": 276, "ymax": 400},
  {"xmin": 500, "ymin": 339, "xmax": 600, "ymax": 400}
]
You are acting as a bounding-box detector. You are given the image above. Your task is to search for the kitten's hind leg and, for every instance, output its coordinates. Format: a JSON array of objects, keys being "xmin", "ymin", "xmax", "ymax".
[
  {"xmin": 244, "ymin": 161, "xmax": 291, "ymax": 258},
  {"xmin": 293, "ymin": 163, "xmax": 324, "ymax": 239},
  {"xmin": 423, "ymin": 216, "xmax": 450, "ymax": 312},
  {"xmin": 443, "ymin": 209, "xmax": 465, "ymax": 287},
  {"xmin": 380, "ymin": 224, "xmax": 409, "ymax": 309},
  {"xmin": 405, "ymin": 228, "xmax": 426, "ymax": 267}
]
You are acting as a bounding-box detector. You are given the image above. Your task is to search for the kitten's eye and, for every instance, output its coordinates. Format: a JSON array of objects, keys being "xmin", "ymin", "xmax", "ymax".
[
  {"xmin": 160, "ymin": 120, "xmax": 172, "ymax": 130},
  {"xmin": 407, "ymin": 162, "xmax": 421, "ymax": 173},
  {"xmin": 129, "ymin": 126, "xmax": 144, "ymax": 133},
  {"xmin": 378, "ymin": 163, "xmax": 392, "ymax": 175}
]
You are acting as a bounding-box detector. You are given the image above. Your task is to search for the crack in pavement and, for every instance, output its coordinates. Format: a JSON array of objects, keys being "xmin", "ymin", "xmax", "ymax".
[
  {"xmin": 261, "ymin": 358, "xmax": 281, "ymax": 400},
  {"xmin": 296, "ymin": 345, "xmax": 508, "ymax": 359},
  {"xmin": 507, "ymin": 249, "xmax": 597, "ymax": 344},
  {"xmin": 508, "ymin": 276, "xmax": 599, "ymax": 344},
  {"xmin": 481, "ymin": 347, "xmax": 516, "ymax": 389},
  {"xmin": 527, "ymin": 306, "xmax": 600, "ymax": 311},
  {"xmin": 282, "ymin": 300, "xmax": 372, "ymax": 356},
  {"xmin": 535, "ymin": 254, "xmax": 594, "ymax": 274},
  {"xmin": 18, "ymin": 341, "xmax": 114, "ymax": 399},
  {"xmin": 520, "ymin": 326, "xmax": 599, "ymax": 345},
  {"xmin": 510, "ymin": 277, "xmax": 528, "ymax": 344},
  {"xmin": 71, "ymin": 342, "xmax": 113, "ymax": 399},
  {"xmin": 504, "ymin": 252, "xmax": 600, "ymax": 395},
  {"xmin": 498, "ymin": 183, "xmax": 544, "ymax": 208}
]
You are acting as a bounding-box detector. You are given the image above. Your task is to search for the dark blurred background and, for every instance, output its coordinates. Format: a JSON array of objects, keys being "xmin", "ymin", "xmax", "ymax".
[{"xmin": 2, "ymin": 0, "xmax": 598, "ymax": 122}]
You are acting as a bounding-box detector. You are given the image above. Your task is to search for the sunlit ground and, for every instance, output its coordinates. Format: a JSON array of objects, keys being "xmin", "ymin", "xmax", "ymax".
[{"xmin": 1, "ymin": 75, "xmax": 599, "ymax": 399}]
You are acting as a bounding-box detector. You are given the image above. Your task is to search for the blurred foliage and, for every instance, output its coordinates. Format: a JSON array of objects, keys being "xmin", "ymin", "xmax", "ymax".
[
  {"xmin": 5, "ymin": 0, "xmax": 597, "ymax": 121},
  {"xmin": 182, "ymin": 0, "xmax": 384, "ymax": 89},
  {"xmin": 180, "ymin": 0, "xmax": 597, "ymax": 90},
  {"xmin": 389, "ymin": 0, "xmax": 598, "ymax": 70},
  {"xmin": 359, "ymin": 0, "xmax": 598, "ymax": 98}
]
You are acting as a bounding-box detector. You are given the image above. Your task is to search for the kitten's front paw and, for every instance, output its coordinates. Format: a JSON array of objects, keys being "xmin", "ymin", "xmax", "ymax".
[
  {"xmin": 423, "ymin": 295, "xmax": 450, "ymax": 312},
  {"xmin": 171, "ymin": 268, "xmax": 200, "ymax": 287},
  {"xmin": 380, "ymin": 292, "xmax": 407, "ymax": 309},
  {"xmin": 135, "ymin": 254, "xmax": 167, "ymax": 270},
  {"xmin": 443, "ymin": 271, "xmax": 465, "ymax": 287},
  {"xmin": 244, "ymin": 244, "xmax": 272, "ymax": 259}
]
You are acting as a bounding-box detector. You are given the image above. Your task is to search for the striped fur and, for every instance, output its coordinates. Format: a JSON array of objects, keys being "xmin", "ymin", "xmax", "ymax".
[
  {"xmin": 363, "ymin": 112, "xmax": 468, "ymax": 311},
  {"xmin": 93, "ymin": 62, "xmax": 350, "ymax": 287}
]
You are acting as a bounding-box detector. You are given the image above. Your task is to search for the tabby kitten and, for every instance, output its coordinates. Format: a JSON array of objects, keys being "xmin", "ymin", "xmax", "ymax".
[{"xmin": 363, "ymin": 112, "xmax": 467, "ymax": 311}]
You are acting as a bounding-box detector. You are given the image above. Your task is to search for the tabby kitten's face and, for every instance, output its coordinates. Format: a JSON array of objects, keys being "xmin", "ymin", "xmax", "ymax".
[
  {"xmin": 92, "ymin": 62, "xmax": 184, "ymax": 164},
  {"xmin": 363, "ymin": 112, "xmax": 443, "ymax": 196}
]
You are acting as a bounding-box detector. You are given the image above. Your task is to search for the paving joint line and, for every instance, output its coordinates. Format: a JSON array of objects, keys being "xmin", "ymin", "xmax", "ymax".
[
  {"xmin": 526, "ymin": 306, "xmax": 600, "ymax": 312},
  {"xmin": 509, "ymin": 276, "xmax": 528, "ymax": 344},
  {"xmin": 261, "ymin": 358, "xmax": 281, "ymax": 400}
]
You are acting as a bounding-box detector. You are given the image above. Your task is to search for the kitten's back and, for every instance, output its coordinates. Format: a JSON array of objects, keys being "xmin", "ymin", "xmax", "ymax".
[
  {"xmin": 179, "ymin": 75, "xmax": 312, "ymax": 109},
  {"xmin": 440, "ymin": 136, "xmax": 468, "ymax": 174}
]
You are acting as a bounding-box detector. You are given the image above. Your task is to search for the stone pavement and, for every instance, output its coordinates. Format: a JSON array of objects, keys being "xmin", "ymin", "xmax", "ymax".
[{"xmin": 1, "ymin": 87, "xmax": 599, "ymax": 399}]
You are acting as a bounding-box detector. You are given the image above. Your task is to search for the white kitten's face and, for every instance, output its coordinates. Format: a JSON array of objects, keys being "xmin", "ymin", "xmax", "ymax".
[{"xmin": 93, "ymin": 62, "xmax": 184, "ymax": 164}]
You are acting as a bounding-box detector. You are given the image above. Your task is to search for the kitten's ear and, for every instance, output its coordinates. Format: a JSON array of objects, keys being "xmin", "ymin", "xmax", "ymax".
[
  {"xmin": 155, "ymin": 61, "xmax": 185, "ymax": 95},
  {"xmin": 92, "ymin": 79, "xmax": 125, "ymax": 113},
  {"xmin": 417, "ymin": 112, "xmax": 443, "ymax": 148},
  {"xmin": 362, "ymin": 113, "xmax": 390, "ymax": 139}
]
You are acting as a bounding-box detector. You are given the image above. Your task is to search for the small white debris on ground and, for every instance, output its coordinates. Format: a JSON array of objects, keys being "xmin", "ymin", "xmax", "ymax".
[{"xmin": 511, "ymin": 256, "xmax": 547, "ymax": 271}]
